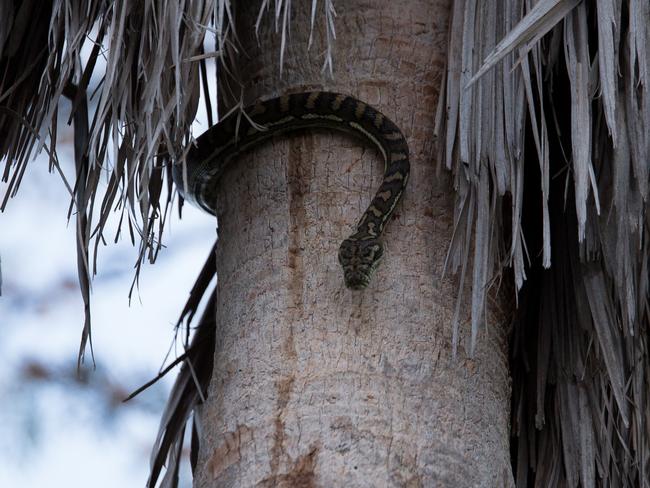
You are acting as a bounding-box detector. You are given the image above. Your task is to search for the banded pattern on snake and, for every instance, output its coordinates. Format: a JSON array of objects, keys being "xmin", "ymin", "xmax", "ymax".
[{"xmin": 174, "ymin": 91, "xmax": 410, "ymax": 289}]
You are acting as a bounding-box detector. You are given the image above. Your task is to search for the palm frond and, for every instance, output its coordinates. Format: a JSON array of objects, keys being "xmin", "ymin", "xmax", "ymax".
[
  {"xmin": 0, "ymin": 0, "xmax": 337, "ymax": 364},
  {"xmin": 125, "ymin": 241, "xmax": 217, "ymax": 488},
  {"xmin": 437, "ymin": 1, "xmax": 650, "ymax": 485}
]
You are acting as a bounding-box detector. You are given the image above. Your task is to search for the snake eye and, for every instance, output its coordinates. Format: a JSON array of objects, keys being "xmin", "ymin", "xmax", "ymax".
[
  {"xmin": 374, "ymin": 245, "xmax": 383, "ymax": 259},
  {"xmin": 361, "ymin": 242, "xmax": 383, "ymax": 261},
  {"xmin": 338, "ymin": 241, "xmax": 354, "ymax": 263},
  {"xmin": 366, "ymin": 243, "xmax": 383, "ymax": 261}
]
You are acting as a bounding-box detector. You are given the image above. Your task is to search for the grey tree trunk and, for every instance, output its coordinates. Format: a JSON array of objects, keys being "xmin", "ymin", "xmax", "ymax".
[{"xmin": 193, "ymin": 1, "xmax": 513, "ymax": 486}]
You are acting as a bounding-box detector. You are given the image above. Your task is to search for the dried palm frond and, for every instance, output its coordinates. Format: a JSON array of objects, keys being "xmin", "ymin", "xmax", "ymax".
[
  {"xmin": 124, "ymin": 240, "xmax": 216, "ymax": 488},
  {"xmin": 436, "ymin": 0, "xmax": 650, "ymax": 485},
  {"xmin": 1, "ymin": 0, "xmax": 212, "ymax": 363},
  {"xmin": 0, "ymin": 0, "xmax": 336, "ymax": 365}
]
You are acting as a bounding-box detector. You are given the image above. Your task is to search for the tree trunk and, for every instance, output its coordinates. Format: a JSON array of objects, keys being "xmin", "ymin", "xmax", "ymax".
[{"xmin": 193, "ymin": 1, "xmax": 513, "ymax": 486}]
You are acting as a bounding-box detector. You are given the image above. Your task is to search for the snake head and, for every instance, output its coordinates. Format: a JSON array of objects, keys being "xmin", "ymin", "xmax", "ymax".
[{"xmin": 338, "ymin": 237, "xmax": 384, "ymax": 290}]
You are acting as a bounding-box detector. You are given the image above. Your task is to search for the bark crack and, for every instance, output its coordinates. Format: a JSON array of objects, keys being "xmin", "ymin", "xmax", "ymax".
[{"xmin": 287, "ymin": 135, "xmax": 313, "ymax": 313}]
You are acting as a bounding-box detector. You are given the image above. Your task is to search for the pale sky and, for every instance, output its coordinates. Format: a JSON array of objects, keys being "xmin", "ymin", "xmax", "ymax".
[{"xmin": 0, "ymin": 134, "xmax": 215, "ymax": 487}]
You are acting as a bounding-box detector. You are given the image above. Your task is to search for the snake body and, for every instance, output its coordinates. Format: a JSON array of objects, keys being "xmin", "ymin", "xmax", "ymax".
[{"xmin": 174, "ymin": 91, "xmax": 410, "ymax": 289}]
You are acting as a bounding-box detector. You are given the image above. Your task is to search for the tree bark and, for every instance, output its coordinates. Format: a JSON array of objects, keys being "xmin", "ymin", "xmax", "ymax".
[{"xmin": 194, "ymin": 1, "xmax": 513, "ymax": 486}]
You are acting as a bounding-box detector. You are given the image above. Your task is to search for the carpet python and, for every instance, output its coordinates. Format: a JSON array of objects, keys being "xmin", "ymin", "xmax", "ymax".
[{"xmin": 174, "ymin": 91, "xmax": 410, "ymax": 289}]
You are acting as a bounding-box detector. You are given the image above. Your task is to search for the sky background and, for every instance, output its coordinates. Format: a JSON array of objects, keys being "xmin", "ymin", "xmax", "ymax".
[{"xmin": 0, "ymin": 112, "xmax": 215, "ymax": 486}]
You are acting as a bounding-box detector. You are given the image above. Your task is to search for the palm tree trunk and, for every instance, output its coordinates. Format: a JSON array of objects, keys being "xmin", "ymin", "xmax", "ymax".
[{"xmin": 193, "ymin": 1, "xmax": 514, "ymax": 486}]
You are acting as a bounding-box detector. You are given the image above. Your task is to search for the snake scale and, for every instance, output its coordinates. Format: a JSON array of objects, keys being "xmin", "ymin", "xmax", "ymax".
[{"xmin": 174, "ymin": 91, "xmax": 410, "ymax": 289}]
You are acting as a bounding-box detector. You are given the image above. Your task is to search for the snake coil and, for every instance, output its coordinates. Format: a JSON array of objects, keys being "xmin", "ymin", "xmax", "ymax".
[{"xmin": 174, "ymin": 91, "xmax": 410, "ymax": 289}]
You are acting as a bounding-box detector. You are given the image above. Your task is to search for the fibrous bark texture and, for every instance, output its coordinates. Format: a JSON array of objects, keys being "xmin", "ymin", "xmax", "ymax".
[{"xmin": 194, "ymin": 1, "xmax": 513, "ymax": 486}]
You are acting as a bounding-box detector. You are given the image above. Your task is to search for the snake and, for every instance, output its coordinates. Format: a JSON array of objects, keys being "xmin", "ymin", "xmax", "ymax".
[{"xmin": 173, "ymin": 91, "xmax": 410, "ymax": 289}]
